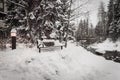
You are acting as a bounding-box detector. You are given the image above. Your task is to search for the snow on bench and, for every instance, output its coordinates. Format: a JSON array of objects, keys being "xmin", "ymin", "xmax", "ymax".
[{"xmin": 37, "ymin": 39, "xmax": 65, "ymax": 53}]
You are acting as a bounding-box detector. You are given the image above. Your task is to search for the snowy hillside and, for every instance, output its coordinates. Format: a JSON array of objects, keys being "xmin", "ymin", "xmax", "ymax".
[{"xmin": 0, "ymin": 42, "xmax": 120, "ymax": 80}]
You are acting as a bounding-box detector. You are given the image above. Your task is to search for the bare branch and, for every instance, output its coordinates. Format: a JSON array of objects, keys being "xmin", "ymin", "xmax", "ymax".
[
  {"xmin": 72, "ymin": 0, "xmax": 90, "ymax": 12},
  {"xmin": 6, "ymin": 0, "xmax": 26, "ymax": 8},
  {"xmin": 70, "ymin": 11, "xmax": 89, "ymax": 21}
]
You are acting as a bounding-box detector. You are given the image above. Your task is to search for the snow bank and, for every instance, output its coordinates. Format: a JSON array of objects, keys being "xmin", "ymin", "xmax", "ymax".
[
  {"xmin": 0, "ymin": 43, "xmax": 120, "ymax": 80},
  {"xmin": 89, "ymin": 38, "xmax": 120, "ymax": 53}
]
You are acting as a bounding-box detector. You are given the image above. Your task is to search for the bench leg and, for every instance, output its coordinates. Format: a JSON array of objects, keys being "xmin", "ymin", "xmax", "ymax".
[
  {"xmin": 61, "ymin": 46, "xmax": 63, "ymax": 50},
  {"xmin": 39, "ymin": 48, "xmax": 41, "ymax": 53}
]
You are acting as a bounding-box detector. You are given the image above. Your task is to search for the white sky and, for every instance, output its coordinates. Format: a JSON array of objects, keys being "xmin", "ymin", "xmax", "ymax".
[{"xmin": 72, "ymin": 0, "xmax": 109, "ymax": 27}]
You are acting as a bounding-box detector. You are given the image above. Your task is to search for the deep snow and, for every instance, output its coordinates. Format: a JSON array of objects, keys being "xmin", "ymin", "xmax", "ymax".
[{"xmin": 0, "ymin": 42, "xmax": 120, "ymax": 80}]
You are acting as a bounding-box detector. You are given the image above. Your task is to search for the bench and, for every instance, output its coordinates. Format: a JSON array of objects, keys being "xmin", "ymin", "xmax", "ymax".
[{"xmin": 37, "ymin": 39, "xmax": 65, "ymax": 53}]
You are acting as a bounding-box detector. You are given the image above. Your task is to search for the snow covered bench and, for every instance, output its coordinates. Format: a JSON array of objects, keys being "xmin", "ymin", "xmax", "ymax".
[{"xmin": 37, "ymin": 39, "xmax": 65, "ymax": 53}]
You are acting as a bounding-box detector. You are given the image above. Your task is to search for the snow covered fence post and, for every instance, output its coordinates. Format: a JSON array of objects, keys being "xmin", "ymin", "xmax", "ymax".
[{"xmin": 11, "ymin": 29, "xmax": 17, "ymax": 50}]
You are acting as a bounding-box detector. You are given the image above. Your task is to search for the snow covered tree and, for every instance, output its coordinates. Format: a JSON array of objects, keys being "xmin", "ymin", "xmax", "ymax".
[
  {"xmin": 75, "ymin": 20, "xmax": 83, "ymax": 41},
  {"xmin": 107, "ymin": 0, "xmax": 114, "ymax": 32},
  {"xmin": 75, "ymin": 19, "xmax": 89, "ymax": 41},
  {"xmin": 5, "ymin": 0, "xmax": 71, "ymax": 43},
  {"xmin": 108, "ymin": 0, "xmax": 120, "ymax": 41},
  {"xmin": 88, "ymin": 23, "xmax": 95, "ymax": 38},
  {"xmin": 95, "ymin": 2, "xmax": 107, "ymax": 41},
  {"xmin": 5, "ymin": 0, "xmax": 42, "ymax": 42}
]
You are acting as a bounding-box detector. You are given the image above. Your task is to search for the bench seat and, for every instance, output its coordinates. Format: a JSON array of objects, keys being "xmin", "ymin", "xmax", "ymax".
[{"xmin": 37, "ymin": 39, "xmax": 65, "ymax": 53}]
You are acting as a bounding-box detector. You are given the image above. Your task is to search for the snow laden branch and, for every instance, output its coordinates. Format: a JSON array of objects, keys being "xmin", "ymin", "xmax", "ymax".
[
  {"xmin": 6, "ymin": 0, "xmax": 26, "ymax": 8},
  {"xmin": 5, "ymin": 0, "xmax": 74, "ymax": 43}
]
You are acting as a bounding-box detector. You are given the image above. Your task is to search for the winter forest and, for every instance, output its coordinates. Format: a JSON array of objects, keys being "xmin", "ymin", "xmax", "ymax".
[{"xmin": 0, "ymin": 0, "xmax": 120, "ymax": 80}]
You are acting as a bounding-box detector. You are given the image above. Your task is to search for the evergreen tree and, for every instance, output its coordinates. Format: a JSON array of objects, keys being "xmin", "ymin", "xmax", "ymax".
[
  {"xmin": 108, "ymin": 0, "xmax": 120, "ymax": 41},
  {"xmin": 88, "ymin": 23, "xmax": 95, "ymax": 38},
  {"xmin": 107, "ymin": 0, "xmax": 114, "ymax": 31},
  {"xmin": 75, "ymin": 19, "xmax": 89, "ymax": 41},
  {"xmin": 75, "ymin": 20, "xmax": 83, "ymax": 41},
  {"xmin": 5, "ymin": 0, "xmax": 70, "ymax": 43},
  {"xmin": 95, "ymin": 2, "xmax": 107, "ymax": 41}
]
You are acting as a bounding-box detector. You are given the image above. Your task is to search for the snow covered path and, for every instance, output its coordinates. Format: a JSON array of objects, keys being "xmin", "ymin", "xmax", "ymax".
[{"xmin": 0, "ymin": 43, "xmax": 120, "ymax": 80}]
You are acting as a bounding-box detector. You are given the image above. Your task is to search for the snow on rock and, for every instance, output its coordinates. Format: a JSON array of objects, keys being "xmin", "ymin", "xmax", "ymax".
[
  {"xmin": 0, "ymin": 43, "xmax": 120, "ymax": 80},
  {"xmin": 89, "ymin": 38, "xmax": 120, "ymax": 53}
]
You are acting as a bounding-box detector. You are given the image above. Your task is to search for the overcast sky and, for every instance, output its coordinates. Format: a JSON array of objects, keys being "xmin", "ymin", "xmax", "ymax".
[{"xmin": 73, "ymin": 0, "xmax": 109, "ymax": 27}]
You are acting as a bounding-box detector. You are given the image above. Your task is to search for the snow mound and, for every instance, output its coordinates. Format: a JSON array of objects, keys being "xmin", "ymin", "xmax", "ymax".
[
  {"xmin": 89, "ymin": 38, "xmax": 120, "ymax": 53},
  {"xmin": 0, "ymin": 43, "xmax": 120, "ymax": 80}
]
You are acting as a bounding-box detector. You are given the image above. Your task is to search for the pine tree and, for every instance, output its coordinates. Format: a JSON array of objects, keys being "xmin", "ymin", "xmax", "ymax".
[
  {"xmin": 5, "ymin": 0, "xmax": 70, "ymax": 43},
  {"xmin": 107, "ymin": 0, "xmax": 114, "ymax": 30},
  {"xmin": 108, "ymin": 0, "xmax": 120, "ymax": 41},
  {"xmin": 75, "ymin": 20, "xmax": 82, "ymax": 41},
  {"xmin": 88, "ymin": 23, "xmax": 95, "ymax": 38},
  {"xmin": 95, "ymin": 2, "xmax": 107, "ymax": 41},
  {"xmin": 75, "ymin": 19, "xmax": 89, "ymax": 41}
]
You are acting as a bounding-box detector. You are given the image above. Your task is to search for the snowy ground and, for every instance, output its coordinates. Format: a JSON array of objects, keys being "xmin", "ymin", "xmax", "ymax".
[{"xmin": 0, "ymin": 42, "xmax": 120, "ymax": 80}]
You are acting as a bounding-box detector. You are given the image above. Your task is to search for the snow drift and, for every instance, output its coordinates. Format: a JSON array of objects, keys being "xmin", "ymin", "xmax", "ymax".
[
  {"xmin": 89, "ymin": 38, "xmax": 120, "ymax": 53},
  {"xmin": 0, "ymin": 42, "xmax": 120, "ymax": 80}
]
